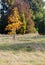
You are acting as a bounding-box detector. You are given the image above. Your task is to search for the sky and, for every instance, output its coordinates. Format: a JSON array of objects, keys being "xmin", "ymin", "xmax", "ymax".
[
  {"xmin": 43, "ymin": 0, "xmax": 45, "ymax": 9},
  {"xmin": 43, "ymin": 0, "xmax": 45, "ymax": 1}
]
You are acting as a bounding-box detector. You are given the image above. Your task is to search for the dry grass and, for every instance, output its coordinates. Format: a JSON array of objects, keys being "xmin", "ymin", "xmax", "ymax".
[{"xmin": 0, "ymin": 34, "xmax": 45, "ymax": 65}]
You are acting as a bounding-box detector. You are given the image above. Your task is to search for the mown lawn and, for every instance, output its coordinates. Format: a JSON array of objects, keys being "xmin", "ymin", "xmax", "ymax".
[{"xmin": 0, "ymin": 34, "xmax": 45, "ymax": 65}]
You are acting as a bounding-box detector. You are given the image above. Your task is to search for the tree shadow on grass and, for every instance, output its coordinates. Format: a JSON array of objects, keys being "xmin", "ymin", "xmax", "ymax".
[{"xmin": 0, "ymin": 42, "xmax": 45, "ymax": 52}]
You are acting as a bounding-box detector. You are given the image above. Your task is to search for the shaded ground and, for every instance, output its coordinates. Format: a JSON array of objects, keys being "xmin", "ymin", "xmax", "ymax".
[{"xmin": 0, "ymin": 34, "xmax": 45, "ymax": 65}]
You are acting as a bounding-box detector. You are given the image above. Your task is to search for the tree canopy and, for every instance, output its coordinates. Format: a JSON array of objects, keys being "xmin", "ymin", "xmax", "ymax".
[{"xmin": 0, "ymin": 0, "xmax": 45, "ymax": 34}]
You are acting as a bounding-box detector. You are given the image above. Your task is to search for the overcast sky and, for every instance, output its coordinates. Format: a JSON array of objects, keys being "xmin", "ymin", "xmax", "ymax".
[{"xmin": 43, "ymin": 0, "xmax": 45, "ymax": 1}]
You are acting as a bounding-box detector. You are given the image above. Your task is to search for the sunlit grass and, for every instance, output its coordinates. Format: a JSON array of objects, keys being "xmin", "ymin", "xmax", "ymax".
[{"xmin": 0, "ymin": 34, "xmax": 45, "ymax": 65}]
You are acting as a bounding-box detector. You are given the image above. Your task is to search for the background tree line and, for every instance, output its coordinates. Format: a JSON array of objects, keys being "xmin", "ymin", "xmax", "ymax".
[{"xmin": 0, "ymin": 0, "xmax": 45, "ymax": 35}]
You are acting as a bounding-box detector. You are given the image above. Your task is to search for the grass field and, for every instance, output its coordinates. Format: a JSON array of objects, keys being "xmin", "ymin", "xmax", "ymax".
[{"xmin": 0, "ymin": 34, "xmax": 45, "ymax": 65}]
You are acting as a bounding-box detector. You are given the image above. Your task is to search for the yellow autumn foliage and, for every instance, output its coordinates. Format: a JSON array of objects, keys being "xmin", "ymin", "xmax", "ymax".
[{"xmin": 5, "ymin": 7, "xmax": 22, "ymax": 35}]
